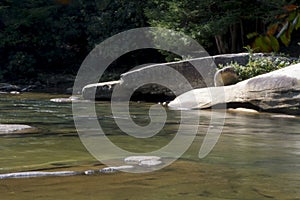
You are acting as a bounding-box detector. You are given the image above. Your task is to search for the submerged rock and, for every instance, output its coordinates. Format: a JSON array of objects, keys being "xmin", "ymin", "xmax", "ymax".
[
  {"xmin": 50, "ymin": 96, "xmax": 82, "ymax": 103},
  {"xmin": 99, "ymin": 165, "xmax": 134, "ymax": 173},
  {"xmin": 124, "ymin": 156, "xmax": 162, "ymax": 167},
  {"xmin": 124, "ymin": 156, "xmax": 161, "ymax": 164},
  {"xmin": 139, "ymin": 160, "xmax": 162, "ymax": 167},
  {"xmin": 0, "ymin": 171, "xmax": 79, "ymax": 179},
  {"xmin": 0, "ymin": 165, "xmax": 135, "ymax": 179},
  {"xmin": 169, "ymin": 63, "xmax": 300, "ymax": 115},
  {"xmin": 0, "ymin": 124, "xmax": 36, "ymax": 135}
]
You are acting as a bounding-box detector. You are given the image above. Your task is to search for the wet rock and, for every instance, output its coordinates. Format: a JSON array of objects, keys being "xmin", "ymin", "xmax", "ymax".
[
  {"xmin": 214, "ymin": 66, "xmax": 239, "ymax": 86},
  {"xmin": 0, "ymin": 124, "xmax": 36, "ymax": 135},
  {"xmin": 139, "ymin": 160, "xmax": 162, "ymax": 167},
  {"xmin": 0, "ymin": 83, "xmax": 20, "ymax": 92},
  {"xmin": 50, "ymin": 96, "xmax": 82, "ymax": 103},
  {"xmin": 124, "ymin": 156, "xmax": 161, "ymax": 165},
  {"xmin": 228, "ymin": 108, "xmax": 259, "ymax": 113},
  {"xmin": 0, "ymin": 171, "xmax": 79, "ymax": 179},
  {"xmin": 270, "ymin": 114, "xmax": 296, "ymax": 118},
  {"xmin": 0, "ymin": 165, "xmax": 136, "ymax": 179},
  {"xmin": 169, "ymin": 63, "xmax": 300, "ymax": 114},
  {"xmin": 82, "ymin": 80, "xmax": 121, "ymax": 100},
  {"xmin": 99, "ymin": 165, "xmax": 134, "ymax": 173},
  {"xmin": 10, "ymin": 91, "xmax": 20, "ymax": 95},
  {"xmin": 20, "ymin": 85, "xmax": 37, "ymax": 92}
]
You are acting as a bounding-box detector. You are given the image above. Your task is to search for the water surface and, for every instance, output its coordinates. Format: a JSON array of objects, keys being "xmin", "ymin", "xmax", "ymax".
[{"xmin": 0, "ymin": 93, "xmax": 299, "ymax": 199}]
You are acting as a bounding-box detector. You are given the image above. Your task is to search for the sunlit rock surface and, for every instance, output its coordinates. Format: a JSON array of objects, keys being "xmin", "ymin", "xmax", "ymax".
[{"xmin": 169, "ymin": 63, "xmax": 300, "ymax": 114}]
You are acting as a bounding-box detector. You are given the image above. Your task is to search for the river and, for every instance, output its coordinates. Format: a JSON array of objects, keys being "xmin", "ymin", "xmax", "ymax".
[{"xmin": 0, "ymin": 93, "xmax": 299, "ymax": 200}]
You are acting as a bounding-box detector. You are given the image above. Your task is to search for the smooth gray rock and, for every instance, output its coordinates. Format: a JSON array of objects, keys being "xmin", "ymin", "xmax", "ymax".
[{"xmin": 168, "ymin": 63, "xmax": 300, "ymax": 114}]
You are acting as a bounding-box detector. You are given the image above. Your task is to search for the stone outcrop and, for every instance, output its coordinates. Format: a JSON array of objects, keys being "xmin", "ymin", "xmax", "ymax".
[
  {"xmin": 82, "ymin": 53, "xmax": 266, "ymax": 101},
  {"xmin": 168, "ymin": 63, "xmax": 300, "ymax": 114}
]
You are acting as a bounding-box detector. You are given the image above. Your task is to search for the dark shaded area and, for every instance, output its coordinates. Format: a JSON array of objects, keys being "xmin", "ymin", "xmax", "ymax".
[
  {"xmin": 0, "ymin": 0, "xmax": 299, "ymax": 93},
  {"xmin": 102, "ymin": 48, "xmax": 167, "ymax": 82}
]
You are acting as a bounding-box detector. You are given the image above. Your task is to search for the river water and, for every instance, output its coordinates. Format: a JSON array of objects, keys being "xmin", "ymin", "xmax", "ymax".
[{"xmin": 0, "ymin": 93, "xmax": 299, "ymax": 200}]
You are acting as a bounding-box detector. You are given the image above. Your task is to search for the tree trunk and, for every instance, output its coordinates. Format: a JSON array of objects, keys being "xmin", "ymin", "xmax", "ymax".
[
  {"xmin": 230, "ymin": 23, "xmax": 238, "ymax": 52},
  {"xmin": 215, "ymin": 35, "xmax": 228, "ymax": 54}
]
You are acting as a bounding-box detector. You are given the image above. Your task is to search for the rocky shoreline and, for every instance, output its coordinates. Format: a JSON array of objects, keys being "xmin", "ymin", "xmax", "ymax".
[
  {"xmin": 1, "ymin": 53, "xmax": 299, "ymax": 115},
  {"xmin": 80, "ymin": 53, "xmax": 299, "ymax": 115}
]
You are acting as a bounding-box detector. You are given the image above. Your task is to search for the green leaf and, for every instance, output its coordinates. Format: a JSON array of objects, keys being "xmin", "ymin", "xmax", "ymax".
[
  {"xmin": 280, "ymin": 32, "xmax": 290, "ymax": 47},
  {"xmin": 269, "ymin": 35, "xmax": 280, "ymax": 52},
  {"xmin": 295, "ymin": 14, "xmax": 300, "ymax": 30},
  {"xmin": 247, "ymin": 32, "xmax": 258, "ymax": 39},
  {"xmin": 254, "ymin": 36, "xmax": 271, "ymax": 52}
]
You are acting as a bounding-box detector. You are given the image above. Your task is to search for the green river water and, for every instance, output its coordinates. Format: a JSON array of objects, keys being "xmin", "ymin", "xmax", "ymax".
[{"xmin": 0, "ymin": 93, "xmax": 299, "ymax": 200}]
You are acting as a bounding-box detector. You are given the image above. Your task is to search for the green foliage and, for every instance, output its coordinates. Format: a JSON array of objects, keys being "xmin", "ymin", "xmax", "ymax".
[
  {"xmin": 219, "ymin": 51, "xmax": 300, "ymax": 81},
  {"xmin": 248, "ymin": 4, "xmax": 300, "ymax": 52},
  {"xmin": 146, "ymin": 0, "xmax": 299, "ymax": 55},
  {"xmin": 1, "ymin": 0, "xmax": 299, "ymax": 84},
  {"xmin": 0, "ymin": 0, "xmax": 149, "ymax": 83}
]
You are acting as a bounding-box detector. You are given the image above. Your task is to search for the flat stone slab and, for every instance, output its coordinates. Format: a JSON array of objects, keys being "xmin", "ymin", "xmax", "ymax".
[
  {"xmin": 0, "ymin": 124, "xmax": 36, "ymax": 135},
  {"xmin": 82, "ymin": 80, "xmax": 121, "ymax": 100}
]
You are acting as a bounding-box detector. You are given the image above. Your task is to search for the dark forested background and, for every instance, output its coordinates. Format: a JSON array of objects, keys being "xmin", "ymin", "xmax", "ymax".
[{"xmin": 0, "ymin": 0, "xmax": 299, "ymax": 86}]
